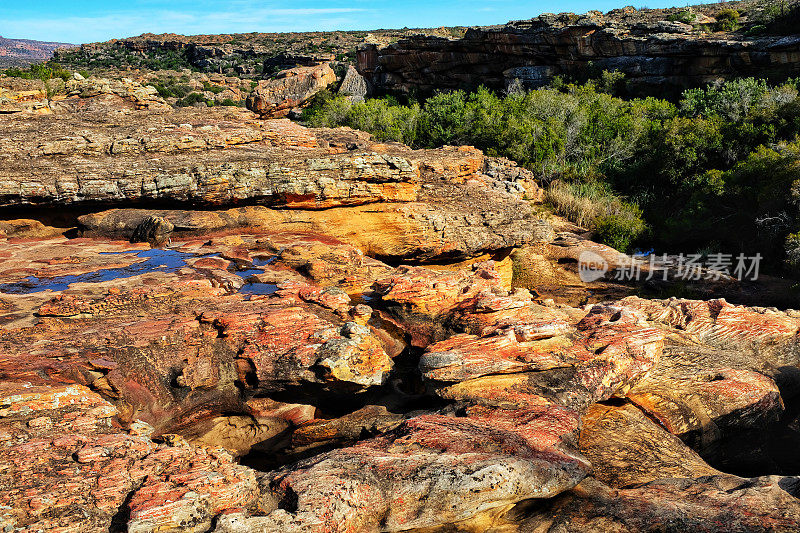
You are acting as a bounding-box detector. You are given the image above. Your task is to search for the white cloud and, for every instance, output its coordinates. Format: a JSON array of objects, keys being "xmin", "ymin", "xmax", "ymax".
[{"xmin": 0, "ymin": 8, "xmax": 369, "ymax": 43}]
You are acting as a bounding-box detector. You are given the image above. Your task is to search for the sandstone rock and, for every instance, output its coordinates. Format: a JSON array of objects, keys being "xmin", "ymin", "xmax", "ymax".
[
  {"xmin": 579, "ymin": 402, "xmax": 721, "ymax": 487},
  {"xmin": 243, "ymin": 411, "xmax": 590, "ymax": 531},
  {"xmin": 1, "ymin": 232, "xmax": 800, "ymax": 531},
  {"xmin": 338, "ymin": 65, "xmax": 369, "ymax": 102},
  {"xmin": 358, "ymin": 13, "xmax": 800, "ymax": 98},
  {"xmin": 611, "ymin": 297, "xmax": 800, "ymax": 463},
  {"xmin": 521, "ymin": 475, "xmax": 800, "ymax": 532},
  {"xmin": 516, "ymin": 398, "xmax": 800, "ymax": 531},
  {"xmin": 246, "ymin": 63, "xmax": 336, "ymax": 118},
  {"xmin": 2, "ymin": 82, "xmax": 800, "ymax": 532},
  {"xmin": 0, "ymin": 99, "xmax": 551, "ymax": 263},
  {"xmin": 130, "ymin": 214, "xmax": 175, "ymax": 245},
  {"xmin": 63, "ymin": 75, "xmax": 170, "ymax": 109}
]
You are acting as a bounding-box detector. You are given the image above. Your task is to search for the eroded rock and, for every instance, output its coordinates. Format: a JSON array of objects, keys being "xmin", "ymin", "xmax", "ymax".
[{"xmin": 246, "ymin": 63, "xmax": 336, "ymax": 118}]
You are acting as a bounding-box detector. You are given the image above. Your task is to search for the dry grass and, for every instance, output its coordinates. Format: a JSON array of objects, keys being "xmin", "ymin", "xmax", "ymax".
[{"xmin": 544, "ymin": 180, "xmax": 624, "ymax": 228}]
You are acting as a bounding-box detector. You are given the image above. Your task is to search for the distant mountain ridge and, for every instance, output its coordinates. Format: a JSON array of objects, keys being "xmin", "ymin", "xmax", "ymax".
[{"xmin": 0, "ymin": 35, "xmax": 75, "ymax": 67}]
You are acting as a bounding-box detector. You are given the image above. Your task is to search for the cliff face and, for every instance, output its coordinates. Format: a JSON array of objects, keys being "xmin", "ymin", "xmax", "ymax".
[
  {"xmin": 358, "ymin": 12, "xmax": 800, "ymax": 97},
  {"xmin": 53, "ymin": 28, "xmax": 467, "ymax": 76}
]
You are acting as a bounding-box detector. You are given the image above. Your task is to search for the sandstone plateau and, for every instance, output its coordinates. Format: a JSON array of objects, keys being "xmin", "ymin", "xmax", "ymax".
[
  {"xmin": 2, "ymin": 62, "xmax": 800, "ymax": 533},
  {"xmin": 358, "ymin": 6, "xmax": 800, "ymax": 97}
]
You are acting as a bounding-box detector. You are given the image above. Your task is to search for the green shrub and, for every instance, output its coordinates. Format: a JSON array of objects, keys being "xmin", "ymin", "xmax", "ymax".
[
  {"xmin": 714, "ymin": 9, "xmax": 740, "ymax": 32},
  {"xmin": 2, "ymin": 62, "xmax": 71, "ymax": 82},
  {"xmin": 667, "ymin": 10, "xmax": 697, "ymax": 24},
  {"xmin": 545, "ymin": 180, "xmax": 646, "ymax": 251},
  {"xmin": 176, "ymin": 92, "xmax": 211, "ymax": 107},
  {"xmin": 745, "ymin": 24, "xmax": 767, "ymax": 36},
  {"xmin": 681, "ymin": 78, "xmax": 770, "ymax": 122},
  {"xmin": 202, "ymin": 81, "xmax": 226, "ymax": 94},
  {"xmin": 152, "ymin": 78, "xmax": 192, "ymax": 99},
  {"xmin": 595, "ymin": 212, "xmax": 647, "ymax": 252},
  {"xmin": 786, "ymin": 231, "xmax": 800, "ymax": 271},
  {"xmin": 598, "ymin": 70, "xmax": 627, "ymax": 95}
]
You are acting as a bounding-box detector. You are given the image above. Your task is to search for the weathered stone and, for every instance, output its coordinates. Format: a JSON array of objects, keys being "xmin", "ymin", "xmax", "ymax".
[
  {"xmin": 359, "ymin": 11, "xmax": 800, "ymax": 98},
  {"xmin": 130, "ymin": 214, "xmax": 175, "ymax": 245},
  {"xmin": 246, "ymin": 63, "xmax": 336, "ymax": 118},
  {"xmin": 244, "ymin": 411, "xmax": 590, "ymax": 531},
  {"xmin": 338, "ymin": 65, "xmax": 369, "ymax": 102}
]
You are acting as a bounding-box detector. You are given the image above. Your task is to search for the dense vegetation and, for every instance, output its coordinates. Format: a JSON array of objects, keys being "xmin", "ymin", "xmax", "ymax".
[
  {"xmin": 0, "ymin": 62, "xmax": 90, "ymax": 98},
  {"xmin": 750, "ymin": 1, "xmax": 800, "ymax": 35},
  {"xmin": 57, "ymin": 47, "xmax": 195, "ymax": 72},
  {"xmin": 1, "ymin": 63, "xmax": 78, "ymax": 82},
  {"xmin": 304, "ymin": 75, "xmax": 800, "ymax": 272}
]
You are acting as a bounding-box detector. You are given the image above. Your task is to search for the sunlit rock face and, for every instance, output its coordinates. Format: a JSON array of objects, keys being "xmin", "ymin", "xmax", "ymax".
[
  {"xmin": 2, "ymin": 70, "xmax": 800, "ymax": 532},
  {"xmin": 246, "ymin": 63, "xmax": 337, "ymax": 118},
  {"xmin": 4, "ymin": 234, "xmax": 800, "ymax": 531}
]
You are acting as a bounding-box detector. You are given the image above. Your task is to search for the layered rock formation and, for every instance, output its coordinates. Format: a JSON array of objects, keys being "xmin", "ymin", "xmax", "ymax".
[
  {"xmin": 53, "ymin": 28, "xmax": 467, "ymax": 77},
  {"xmin": 0, "ymin": 83, "xmax": 548, "ymax": 262},
  {"xmin": 2, "ymin": 232, "xmax": 800, "ymax": 531},
  {"xmin": 358, "ymin": 8, "xmax": 800, "ymax": 97},
  {"xmin": 3, "ymin": 59, "xmax": 800, "ymax": 533}
]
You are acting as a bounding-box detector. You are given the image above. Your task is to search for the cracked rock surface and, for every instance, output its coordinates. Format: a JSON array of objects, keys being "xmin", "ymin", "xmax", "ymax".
[{"xmin": 2, "ymin": 77, "xmax": 800, "ymax": 532}]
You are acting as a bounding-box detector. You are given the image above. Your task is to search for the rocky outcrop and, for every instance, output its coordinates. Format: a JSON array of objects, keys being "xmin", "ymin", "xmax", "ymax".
[
  {"xmin": 4, "ymin": 57, "xmax": 800, "ymax": 532},
  {"xmin": 2, "ymin": 232, "xmax": 800, "ymax": 531},
  {"xmin": 358, "ymin": 11, "xmax": 800, "ymax": 97},
  {"xmin": 0, "ymin": 74, "xmax": 169, "ymax": 114},
  {"xmin": 338, "ymin": 65, "xmax": 369, "ymax": 102},
  {"xmin": 246, "ymin": 63, "xmax": 336, "ymax": 117},
  {"xmin": 53, "ymin": 28, "xmax": 468, "ymax": 77},
  {"xmin": 0, "ymin": 93, "xmax": 550, "ymax": 262},
  {"xmin": 520, "ymin": 400, "xmax": 800, "ymax": 532}
]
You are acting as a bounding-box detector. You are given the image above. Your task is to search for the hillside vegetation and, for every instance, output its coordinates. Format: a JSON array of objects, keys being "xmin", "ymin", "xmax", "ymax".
[{"xmin": 305, "ymin": 75, "xmax": 800, "ymax": 269}]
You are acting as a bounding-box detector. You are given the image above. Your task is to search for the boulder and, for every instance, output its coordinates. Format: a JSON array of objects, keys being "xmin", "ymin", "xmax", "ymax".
[
  {"xmin": 338, "ymin": 65, "xmax": 369, "ymax": 102},
  {"xmin": 246, "ymin": 63, "xmax": 336, "ymax": 117}
]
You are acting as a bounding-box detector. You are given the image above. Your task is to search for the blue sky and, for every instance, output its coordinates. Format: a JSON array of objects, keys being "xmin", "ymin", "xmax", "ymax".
[{"xmin": 4, "ymin": 0, "xmax": 684, "ymax": 44}]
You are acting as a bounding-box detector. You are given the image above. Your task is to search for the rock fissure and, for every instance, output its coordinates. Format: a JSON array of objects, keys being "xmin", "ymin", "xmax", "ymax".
[{"xmin": 3, "ymin": 75, "xmax": 800, "ymax": 531}]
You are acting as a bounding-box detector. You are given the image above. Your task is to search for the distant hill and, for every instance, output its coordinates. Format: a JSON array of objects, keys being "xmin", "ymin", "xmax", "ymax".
[{"xmin": 0, "ymin": 36, "xmax": 75, "ymax": 67}]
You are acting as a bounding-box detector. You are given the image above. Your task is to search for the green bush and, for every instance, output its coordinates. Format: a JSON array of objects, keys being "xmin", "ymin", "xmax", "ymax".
[
  {"xmin": 152, "ymin": 77, "xmax": 193, "ymax": 99},
  {"xmin": 667, "ymin": 10, "xmax": 697, "ymax": 24},
  {"xmin": 545, "ymin": 180, "xmax": 647, "ymax": 251},
  {"xmin": 595, "ymin": 212, "xmax": 647, "ymax": 252},
  {"xmin": 714, "ymin": 9, "xmax": 740, "ymax": 32},
  {"xmin": 175, "ymin": 92, "xmax": 212, "ymax": 107},
  {"xmin": 786, "ymin": 231, "xmax": 800, "ymax": 271},
  {"xmin": 745, "ymin": 24, "xmax": 768, "ymax": 36},
  {"xmin": 202, "ymin": 81, "xmax": 226, "ymax": 94},
  {"xmin": 3, "ymin": 62, "xmax": 72, "ymax": 82},
  {"xmin": 303, "ymin": 80, "xmax": 647, "ymax": 179},
  {"xmin": 302, "ymin": 76, "xmax": 800, "ymax": 267}
]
